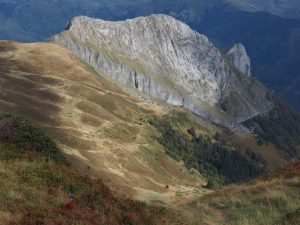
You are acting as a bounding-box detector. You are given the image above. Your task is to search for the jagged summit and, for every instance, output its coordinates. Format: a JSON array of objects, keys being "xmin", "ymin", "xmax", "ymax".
[
  {"xmin": 65, "ymin": 14, "xmax": 198, "ymax": 43},
  {"xmin": 49, "ymin": 14, "xmax": 272, "ymax": 130},
  {"xmin": 226, "ymin": 43, "xmax": 251, "ymax": 76},
  {"xmin": 67, "ymin": 14, "xmax": 190, "ymax": 27}
]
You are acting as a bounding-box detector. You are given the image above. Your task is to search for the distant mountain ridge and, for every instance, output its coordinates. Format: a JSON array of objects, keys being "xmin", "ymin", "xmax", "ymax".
[{"xmin": 226, "ymin": 0, "xmax": 300, "ymax": 19}]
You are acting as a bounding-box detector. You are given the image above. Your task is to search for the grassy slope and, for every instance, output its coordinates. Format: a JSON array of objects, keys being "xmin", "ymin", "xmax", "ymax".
[
  {"xmin": 1, "ymin": 112, "xmax": 299, "ymax": 225},
  {"xmin": 0, "ymin": 41, "xmax": 287, "ymax": 188},
  {"xmin": 183, "ymin": 161, "xmax": 300, "ymax": 225},
  {"xmin": 0, "ymin": 41, "xmax": 206, "ymax": 205},
  {"xmin": 0, "ymin": 41, "xmax": 297, "ymax": 222},
  {"xmin": 0, "ymin": 113, "xmax": 183, "ymax": 225}
]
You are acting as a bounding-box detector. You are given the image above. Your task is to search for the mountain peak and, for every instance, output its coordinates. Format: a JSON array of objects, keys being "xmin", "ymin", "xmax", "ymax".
[
  {"xmin": 50, "ymin": 15, "xmax": 271, "ymax": 130},
  {"xmin": 65, "ymin": 14, "xmax": 205, "ymax": 43},
  {"xmin": 226, "ymin": 43, "xmax": 251, "ymax": 76},
  {"xmin": 68, "ymin": 14, "xmax": 188, "ymax": 26}
]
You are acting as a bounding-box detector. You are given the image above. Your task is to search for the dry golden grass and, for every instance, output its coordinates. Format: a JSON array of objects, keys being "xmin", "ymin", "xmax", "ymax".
[
  {"xmin": 0, "ymin": 143, "xmax": 185, "ymax": 225},
  {"xmin": 0, "ymin": 41, "xmax": 207, "ymax": 206},
  {"xmin": 182, "ymin": 164, "xmax": 300, "ymax": 225},
  {"xmin": 0, "ymin": 41, "xmax": 294, "ymax": 219}
]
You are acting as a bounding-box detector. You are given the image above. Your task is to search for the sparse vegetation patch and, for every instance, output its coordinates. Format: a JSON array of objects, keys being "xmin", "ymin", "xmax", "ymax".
[{"xmin": 149, "ymin": 112, "xmax": 266, "ymax": 188}]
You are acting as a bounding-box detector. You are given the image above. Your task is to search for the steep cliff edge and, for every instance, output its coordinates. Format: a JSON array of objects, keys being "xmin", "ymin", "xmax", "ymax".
[{"xmin": 49, "ymin": 15, "xmax": 272, "ymax": 130}]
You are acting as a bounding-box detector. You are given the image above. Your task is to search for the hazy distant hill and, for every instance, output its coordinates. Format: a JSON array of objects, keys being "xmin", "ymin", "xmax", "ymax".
[{"xmin": 227, "ymin": 0, "xmax": 300, "ymax": 19}]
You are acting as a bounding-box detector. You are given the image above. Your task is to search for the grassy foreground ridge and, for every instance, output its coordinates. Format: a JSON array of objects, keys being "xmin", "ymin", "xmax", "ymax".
[{"xmin": 185, "ymin": 161, "xmax": 300, "ymax": 225}]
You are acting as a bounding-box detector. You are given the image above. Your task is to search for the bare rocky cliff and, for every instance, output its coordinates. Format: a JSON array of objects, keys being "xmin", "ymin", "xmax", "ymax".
[
  {"xmin": 226, "ymin": 43, "xmax": 251, "ymax": 76},
  {"xmin": 49, "ymin": 14, "xmax": 272, "ymax": 130}
]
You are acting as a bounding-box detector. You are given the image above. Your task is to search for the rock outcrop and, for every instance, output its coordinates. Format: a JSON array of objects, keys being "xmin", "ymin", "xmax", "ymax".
[
  {"xmin": 226, "ymin": 43, "xmax": 251, "ymax": 76},
  {"xmin": 49, "ymin": 15, "xmax": 272, "ymax": 130}
]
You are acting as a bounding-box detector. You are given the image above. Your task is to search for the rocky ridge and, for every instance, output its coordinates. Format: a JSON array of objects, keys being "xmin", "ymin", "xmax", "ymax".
[{"xmin": 49, "ymin": 15, "xmax": 272, "ymax": 130}]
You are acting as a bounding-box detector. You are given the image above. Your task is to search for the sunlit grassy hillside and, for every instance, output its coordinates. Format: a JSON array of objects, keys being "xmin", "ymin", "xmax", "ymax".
[
  {"xmin": 0, "ymin": 41, "xmax": 293, "ymax": 205},
  {"xmin": 0, "ymin": 113, "xmax": 183, "ymax": 225},
  {"xmin": 0, "ymin": 41, "xmax": 299, "ymax": 225}
]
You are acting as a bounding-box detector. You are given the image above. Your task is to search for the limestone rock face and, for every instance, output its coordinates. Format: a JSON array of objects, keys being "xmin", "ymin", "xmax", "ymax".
[
  {"xmin": 49, "ymin": 14, "xmax": 272, "ymax": 130},
  {"xmin": 226, "ymin": 43, "xmax": 251, "ymax": 76}
]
